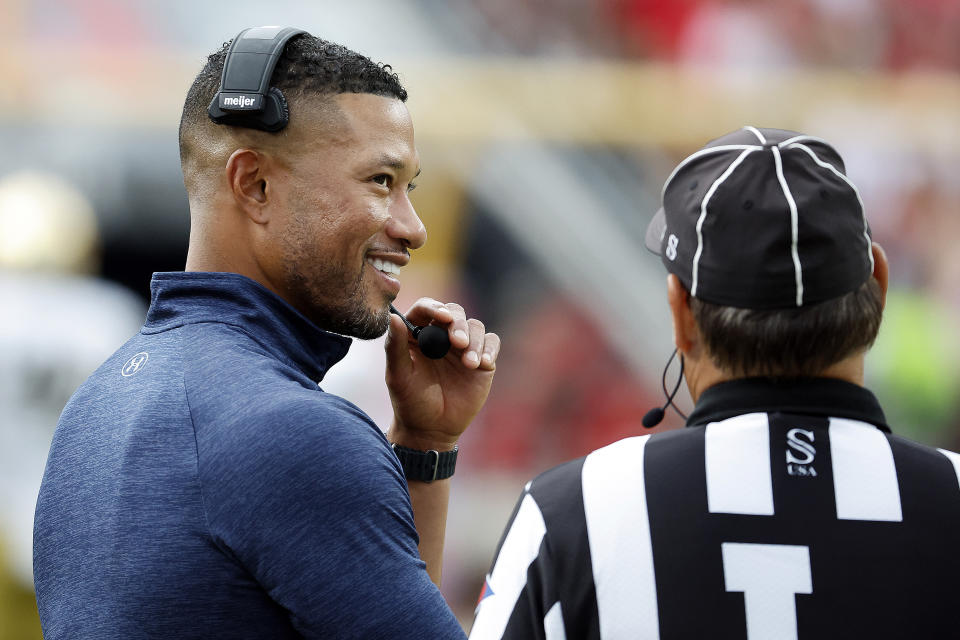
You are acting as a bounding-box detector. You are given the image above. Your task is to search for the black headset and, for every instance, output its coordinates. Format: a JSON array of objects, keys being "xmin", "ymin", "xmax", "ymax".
[{"xmin": 207, "ymin": 26, "xmax": 307, "ymax": 132}]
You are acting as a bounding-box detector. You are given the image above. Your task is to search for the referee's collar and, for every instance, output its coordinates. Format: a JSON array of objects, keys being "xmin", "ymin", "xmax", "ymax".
[{"xmin": 686, "ymin": 377, "xmax": 890, "ymax": 433}]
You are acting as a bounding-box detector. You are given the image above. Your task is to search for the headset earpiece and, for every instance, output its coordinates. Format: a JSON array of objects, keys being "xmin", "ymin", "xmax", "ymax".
[{"xmin": 207, "ymin": 26, "xmax": 306, "ymax": 133}]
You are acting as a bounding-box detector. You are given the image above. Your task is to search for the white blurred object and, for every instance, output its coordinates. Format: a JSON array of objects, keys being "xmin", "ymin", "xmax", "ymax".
[
  {"xmin": 0, "ymin": 171, "xmax": 145, "ymax": 586},
  {"xmin": 0, "ymin": 171, "xmax": 100, "ymax": 273}
]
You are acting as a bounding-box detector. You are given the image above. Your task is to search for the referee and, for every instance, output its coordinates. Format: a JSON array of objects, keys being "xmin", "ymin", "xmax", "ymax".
[{"xmin": 470, "ymin": 127, "xmax": 960, "ymax": 639}]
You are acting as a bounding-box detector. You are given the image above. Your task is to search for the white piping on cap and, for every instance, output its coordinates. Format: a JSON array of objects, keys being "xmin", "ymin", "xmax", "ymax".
[
  {"xmin": 691, "ymin": 148, "xmax": 757, "ymax": 297},
  {"xmin": 660, "ymin": 144, "xmax": 762, "ymax": 201},
  {"xmin": 772, "ymin": 146, "xmax": 804, "ymax": 307},
  {"xmin": 777, "ymin": 134, "xmax": 831, "ymax": 149},
  {"xmin": 743, "ymin": 126, "xmax": 767, "ymax": 144},
  {"xmin": 787, "ymin": 142, "xmax": 875, "ymax": 275}
]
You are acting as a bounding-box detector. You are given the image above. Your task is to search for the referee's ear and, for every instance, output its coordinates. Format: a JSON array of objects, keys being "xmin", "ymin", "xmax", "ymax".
[
  {"xmin": 667, "ymin": 274, "xmax": 700, "ymax": 359},
  {"xmin": 871, "ymin": 242, "xmax": 889, "ymax": 311}
]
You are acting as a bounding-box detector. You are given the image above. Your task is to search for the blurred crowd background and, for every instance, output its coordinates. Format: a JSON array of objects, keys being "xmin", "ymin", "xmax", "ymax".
[{"xmin": 1, "ymin": 0, "xmax": 958, "ymax": 635}]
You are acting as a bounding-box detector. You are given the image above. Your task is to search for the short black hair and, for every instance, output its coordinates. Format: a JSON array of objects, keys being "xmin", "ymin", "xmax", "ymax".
[
  {"xmin": 179, "ymin": 33, "xmax": 408, "ymax": 160},
  {"xmin": 691, "ymin": 278, "xmax": 884, "ymax": 378}
]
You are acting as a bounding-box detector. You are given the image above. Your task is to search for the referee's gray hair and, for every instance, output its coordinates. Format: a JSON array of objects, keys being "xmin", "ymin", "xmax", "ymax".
[{"xmin": 691, "ymin": 278, "xmax": 883, "ymax": 378}]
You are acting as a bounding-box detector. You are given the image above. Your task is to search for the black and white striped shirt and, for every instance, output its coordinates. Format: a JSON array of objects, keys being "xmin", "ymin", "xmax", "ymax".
[{"xmin": 470, "ymin": 377, "xmax": 960, "ymax": 639}]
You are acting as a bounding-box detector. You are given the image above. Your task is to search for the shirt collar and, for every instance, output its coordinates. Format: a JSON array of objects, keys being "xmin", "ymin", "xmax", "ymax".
[
  {"xmin": 686, "ymin": 377, "xmax": 890, "ymax": 432},
  {"xmin": 143, "ymin": 272, "xmax": 352, "ymax": 384}
]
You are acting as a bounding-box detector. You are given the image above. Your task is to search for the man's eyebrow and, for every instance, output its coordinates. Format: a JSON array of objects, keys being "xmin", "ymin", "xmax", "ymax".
[{"xmin": 375, "ymin": 155, "xmax": 421, "ymax": 177}]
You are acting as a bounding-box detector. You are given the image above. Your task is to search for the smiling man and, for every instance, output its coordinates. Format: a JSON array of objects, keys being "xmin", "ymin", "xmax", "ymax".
[{"xmin": 33, "ymin": 29, "xmax": 498, "ymax": 639}]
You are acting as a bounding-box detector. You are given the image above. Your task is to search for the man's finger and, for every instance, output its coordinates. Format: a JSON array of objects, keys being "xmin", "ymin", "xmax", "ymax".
[
  {"xmin": 400, "ymin": 297, "xmax": 452, "ymax": 326},
  {"xmin": 479, "ymin": 332, "xmax": 501, "ymax": 371},
  {"xmin": 462, "ymin": 318, "xmax": 486, "ymax": 368},
  {"xmin": 384, "ymin": 313, "xmax": 414, "ymax": 381},
  {"xmin": 404, "ymin": 299, "xmax": 471, "ymax": 351},
  {"xmin": 437, "ymin": 302, "xmax": 469, "ymax": 350}
]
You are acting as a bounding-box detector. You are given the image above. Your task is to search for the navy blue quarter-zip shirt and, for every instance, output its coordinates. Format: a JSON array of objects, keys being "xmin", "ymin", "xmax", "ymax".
[{"xmin": 34, "ymin": 272, "xmax": 466, "ymax": 639}]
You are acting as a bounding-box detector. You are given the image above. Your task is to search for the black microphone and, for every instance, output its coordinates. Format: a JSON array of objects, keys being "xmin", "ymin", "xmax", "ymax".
[
  {"xmin": 642, "ymin": 348, "xmax": 687, "ymax": 428},
  {"xmin": 389, "ymin": 305, "xmax": 451, "ymax": 359}
]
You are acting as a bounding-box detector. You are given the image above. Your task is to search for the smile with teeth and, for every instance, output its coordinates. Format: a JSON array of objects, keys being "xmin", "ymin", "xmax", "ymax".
[{"xmin": 367, "ymin": 257, "xmax": 402, "ymax": 277}]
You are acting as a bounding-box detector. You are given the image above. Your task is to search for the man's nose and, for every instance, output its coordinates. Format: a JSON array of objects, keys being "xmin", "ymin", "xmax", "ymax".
[{"xmin": 387, "ymin": 194, "xmax": 427, "ymax": 250}]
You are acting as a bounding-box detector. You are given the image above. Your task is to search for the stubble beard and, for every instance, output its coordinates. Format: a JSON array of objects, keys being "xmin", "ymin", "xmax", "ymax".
[
  {"xmin": 285, "ymin": 255, "xmax": 390, "ymax": 340},
  {"xmin": 323, "ymin": 267, "xmax": 390, "ymax": 339},
  {"xmin": 281, "ymin": 196, "xmax": 390, "ymax": 339}
]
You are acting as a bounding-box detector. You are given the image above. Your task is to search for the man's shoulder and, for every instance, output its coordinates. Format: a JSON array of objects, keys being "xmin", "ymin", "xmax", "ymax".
[
  {"xmin": 182, "ymin": 326, "xmax": 390, "ymax": 485},
  {"xmin": 194, "ymin": 382, "xmax": 400, "ymax": 511},
  {"xmin": 887, "ymin": 430, "xmax": 960, "ymax": 481},
  {"xmin": 533, "ymin": 430, "xmax": 695, "ymax": 480},
  {"xmin": 178, "ymin": 321, "xmax": 379, "ymax": 436},
  {"xmin": 887, "ymin": 429, "xmax": 957, "ymax": 456},
  {"xmin": 528, "ymin": 434, "xmax": 667, "ymax": 511},
  {"xmin": 194, "ymin": 381, "xmax": 383, "ymax": 453},
  {"xmin": 177, "ymin": 321, "xmax": 292, "ymax": 378}
]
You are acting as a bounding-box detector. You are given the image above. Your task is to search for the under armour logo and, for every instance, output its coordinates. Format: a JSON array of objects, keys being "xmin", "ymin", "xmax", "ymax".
[
  {"xmin": 121, "ymin": 352, "xmax": 149, "ymax": 377},
  {"xmin": 665, "ymin": 234, "xmax": 679, "ymax": 261}
]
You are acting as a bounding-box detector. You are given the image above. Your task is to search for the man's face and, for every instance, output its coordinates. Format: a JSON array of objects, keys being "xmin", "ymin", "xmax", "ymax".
[{"xmin": 262, "ymin": 92, "xmax": 424, "ymax": 338}]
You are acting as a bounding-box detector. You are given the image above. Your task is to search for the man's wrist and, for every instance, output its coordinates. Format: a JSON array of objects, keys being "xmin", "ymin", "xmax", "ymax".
[{"xmin": 387, "ymin": 422, "xmax": 459, "ymax": 453}]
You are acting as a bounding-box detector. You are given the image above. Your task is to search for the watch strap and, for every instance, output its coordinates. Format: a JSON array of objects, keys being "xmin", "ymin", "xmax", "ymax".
[{"xmin": 391, "ymin": 443, "xmax": 458, "ymax": 482}]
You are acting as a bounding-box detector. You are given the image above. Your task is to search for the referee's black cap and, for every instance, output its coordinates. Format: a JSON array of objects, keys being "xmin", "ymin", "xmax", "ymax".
[{"xmin": 644, "ymin": 126, "xmax": 874, "ymax": 309}]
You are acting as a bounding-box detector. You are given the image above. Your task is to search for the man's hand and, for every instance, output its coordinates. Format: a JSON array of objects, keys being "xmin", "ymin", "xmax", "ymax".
[
  {"xmin": 383, "ymin": 298, "xmax": 499, "ymax": 586},
  {"xmin": 384, "ymin": 298, "xmax": 500, "ymax": 451}
]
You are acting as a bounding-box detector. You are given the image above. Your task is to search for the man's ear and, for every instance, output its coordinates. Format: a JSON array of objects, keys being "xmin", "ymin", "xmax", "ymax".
[
  {"xmin": 871, "ymin": 242, "xmax": 889, "ymax": 310},
  {"xmin": 225, "ymin": 149, "xmax": 269, "ymax": 224},
  {"xmin": 667, "ymin": 274, "xmax": 699, "ymax": 357}
]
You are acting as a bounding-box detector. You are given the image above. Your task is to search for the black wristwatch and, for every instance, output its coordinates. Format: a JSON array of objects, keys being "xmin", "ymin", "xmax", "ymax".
[{"xmin": 391, "ymin": 443, "xmax": 458, "ymax": 483}]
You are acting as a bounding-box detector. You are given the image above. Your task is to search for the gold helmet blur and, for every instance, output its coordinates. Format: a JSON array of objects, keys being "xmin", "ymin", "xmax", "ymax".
[{"xmin": 0, "ymin": 171, "xmax": 99, "ymax": 273}]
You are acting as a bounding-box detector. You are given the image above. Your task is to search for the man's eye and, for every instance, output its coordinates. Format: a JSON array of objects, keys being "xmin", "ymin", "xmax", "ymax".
[
  {"xmin": 372, "ymin": 174, "xmax": 390, "ymax": 187},
  {"xmin": 407, "ymin": 182, "xmax": 418, "ymax": 193}
]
